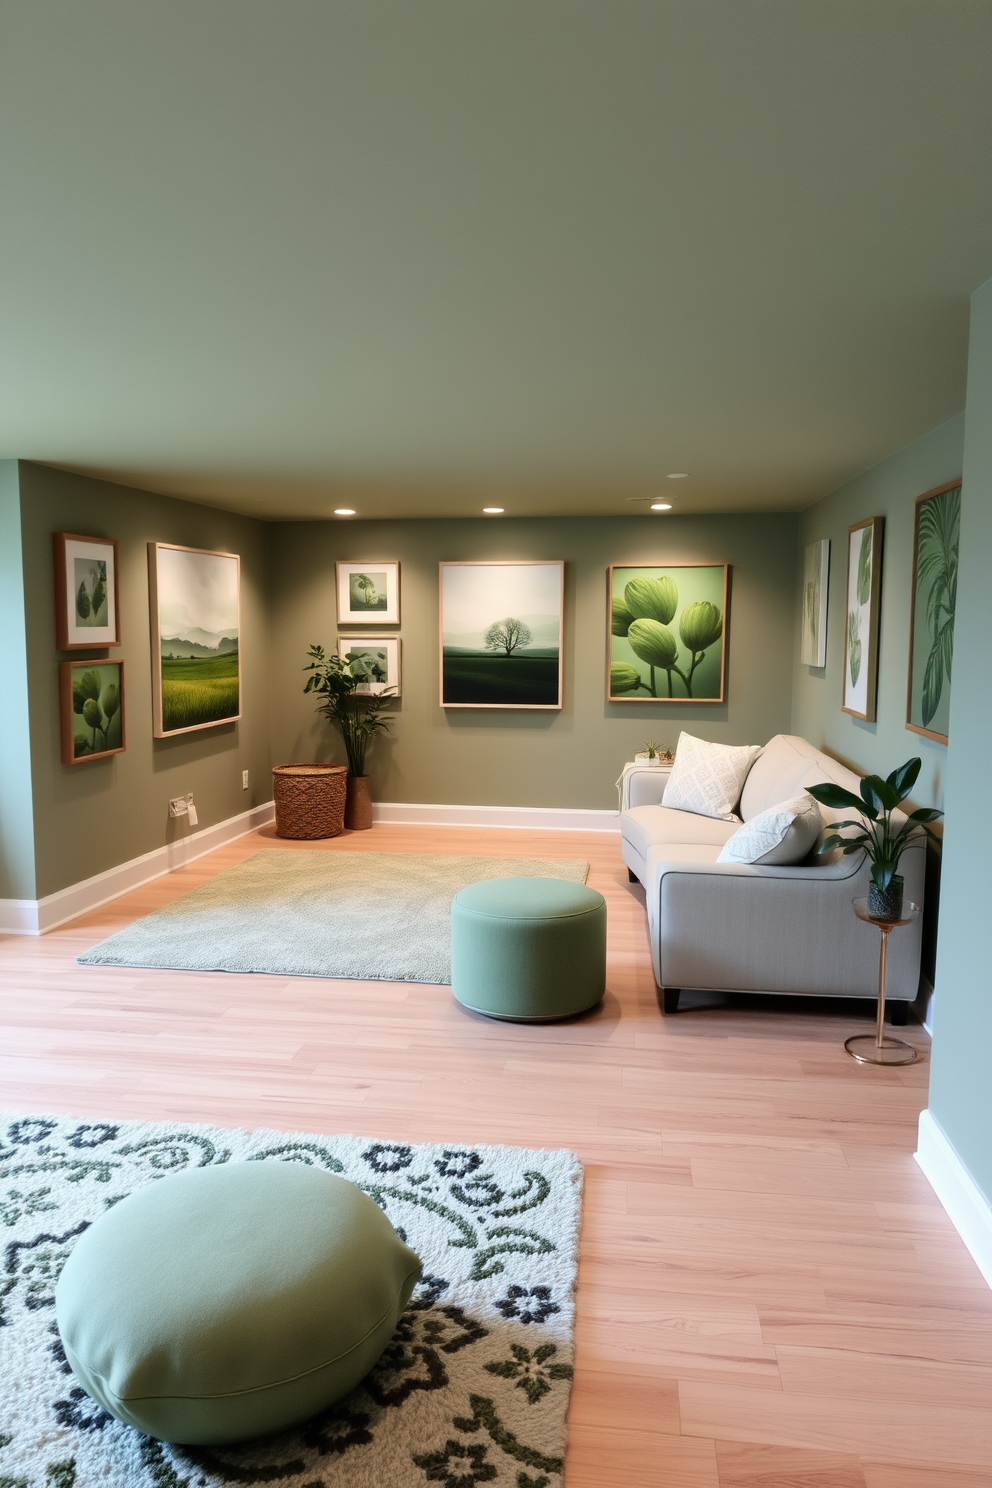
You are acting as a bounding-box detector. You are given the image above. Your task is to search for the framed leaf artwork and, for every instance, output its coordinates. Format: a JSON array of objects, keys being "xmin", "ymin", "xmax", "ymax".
[
  {"xmin": 338, "ymin": 635, "xmax": 402, "ymax": 696},
  {"xmin": 148, "ymin": 543, "xmax": 241, "ymax": 737},
  {"xmin": 440, "ymin": 561, "xmax": 563, "ymax": 709},
  {"xmin": 336, "ymin": 562, "xmax": 400, "ymax": 624},
  {"xmin": 53, "ymin": 533, "xmax": 120, "ymax": 649},
  {"xmin": 60, "ymin": 660, "xmax": 126, "ymax": 764},
  {"xmin": 842, "ymin": 517, "xmax": 884, "ymax": 722},
  {"xmin": 907, "ymin": 479, "xmax": 961, "ymax": 744},
  {"xmin": 608, "ymin": 563, "xmax": 728, "ymax": 702},
  {"xmin": 800, "ymin": 539, "xmax": 829, "ymax": 667}
]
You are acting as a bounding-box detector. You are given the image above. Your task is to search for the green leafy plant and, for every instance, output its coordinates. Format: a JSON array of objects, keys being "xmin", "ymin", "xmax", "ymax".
[
  {"xmin": 857, "ymin": 526, "xmax": 873, "ymax": 606},
  {"xmin": 353, "ymin": 574, "xmax": 378, "ymax": 609},
  {"xmin": 916, "ymin": 485, "xmax": 960, "ymax": 727},
  {"xmin": 640, "ymin": 738, "xmax": 660, "ymax": 759},
  {"xmin": 303, "ymin": 643, "xmax": 395, "ymax": 777},
  {"xmin": 806, "ymin": 757, "xmax": 942, "ymax": 899},
  {"xmin": 75, "ymin": 581, "xmax": 91, "ymax": 620}
]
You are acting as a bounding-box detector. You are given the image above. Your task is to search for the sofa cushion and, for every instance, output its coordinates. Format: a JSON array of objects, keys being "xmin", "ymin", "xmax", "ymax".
[
  {"xmin": 622, "ymin": 805, "xmax": 740, "ymax": 861},
  {"xmin": 716, "ymin": 794, "xmax": 822, "ymax": 866},
  {"xmin": 662, "ymin": 733, "xmax": 762, "ymax": 821},
  {"xmin": 739, "ymin": 735, "xmax": 819, "ymax": 820}
]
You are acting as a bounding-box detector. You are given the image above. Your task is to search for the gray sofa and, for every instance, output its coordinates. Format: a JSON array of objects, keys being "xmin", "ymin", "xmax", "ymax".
[{"xmin": 621, "ymin": 734, "xmax": 924, "ymax": 1014}]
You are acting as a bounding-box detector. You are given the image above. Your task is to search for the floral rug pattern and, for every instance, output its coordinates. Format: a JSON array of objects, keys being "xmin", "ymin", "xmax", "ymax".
[{"xmin": 0, "ymin": 1112, "xmax": 582, "ymax": 1488}]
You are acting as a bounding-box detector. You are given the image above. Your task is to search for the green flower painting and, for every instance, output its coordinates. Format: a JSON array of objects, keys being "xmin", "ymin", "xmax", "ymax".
[
  {"xmin": 608, "ymin": 565, "xmax": 727, "ymax": 701},
  {"xmin": 908, "ymin": 482, "xmax": 960, "ymax": 743},
  {"xmin": 61, "ymin": 661, "xmax": 125, "ymax": 763}
]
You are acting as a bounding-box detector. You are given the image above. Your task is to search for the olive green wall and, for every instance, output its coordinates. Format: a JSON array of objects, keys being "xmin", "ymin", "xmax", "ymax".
[
  {"xmin": 17, "ymin": 462, "xmax": 272, "ymax": 899},
  {"xmin": 791, "ymin": 413, "xmax": 964, "ymax": 815},
  {"xmin": 928, "ymin": 278, "xmax": 992, "ymax": 1203},
  {"xmin": 268, "ymin": 514, "xmax": 799, "ymax": 810},
  {"xmin": 0, "ymin": 462, "xmax": 36, "ymax": 900}
]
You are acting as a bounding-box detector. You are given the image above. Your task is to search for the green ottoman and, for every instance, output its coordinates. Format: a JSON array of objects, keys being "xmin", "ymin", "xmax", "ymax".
[
  {"xmin": 55, "ymin": 1160, "xmax": 421, "ymax": 1445},
  {"xmin": 451, "ymin": 875, "xmax": 607, "ymax": 1020}
]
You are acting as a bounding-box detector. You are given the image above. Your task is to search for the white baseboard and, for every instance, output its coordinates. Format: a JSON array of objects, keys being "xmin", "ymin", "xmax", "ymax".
[
  {"xmin": 916, "ymin": 1108, "xmax": 992, "ymax": 1290},
  {"xmin": 372, "ymin": 801, "xmax": 620, "ymax": 832},
  {"xmin": 0, "ymin": 801, "xmax": 276, "ymax": 936}
]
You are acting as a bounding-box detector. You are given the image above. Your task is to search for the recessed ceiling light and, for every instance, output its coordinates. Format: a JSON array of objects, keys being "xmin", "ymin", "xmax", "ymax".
[
  {"xmin": 333, "ymin": 508, "xmax": 356, "ymax": 516},
  {"xmin": 482, "ymin": 506, "xmax": 505, "ymax": 514},
  {"xmin": 650, "ymin": 502, "xmax": 672, "ymax": 511},
  {"xmin": 667, "ymin": 472, "xmax": 689, "ymax": 480}
]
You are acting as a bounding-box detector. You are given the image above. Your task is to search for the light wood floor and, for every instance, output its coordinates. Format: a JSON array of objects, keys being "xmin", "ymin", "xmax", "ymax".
[{"xmin": 3, "ymin": 821, "xmax": 991, "ymax": 1488}]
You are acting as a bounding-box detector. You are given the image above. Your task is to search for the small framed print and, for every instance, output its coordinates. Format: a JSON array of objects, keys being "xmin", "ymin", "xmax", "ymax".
[
  {"xmin": 801, "ymin": 539, "xmax": 830, "ymax": 668},
  {"xmin": 842, "ymin": 516, "xmax": 884, "ymax": 721},
  {"xmin": 336, "ymin": 561, "xmax": 400, "ymax": 624},
  {"xmin": 338, "ymin": 635, "xmax": 402, "ymax": 696},
  {"xmin": 53, "ymin": 533, "xmax": 120, "ymax": 649},
  {"xmin": 60, "ymin": 659, "xmax": 126, "ymax": 764}
]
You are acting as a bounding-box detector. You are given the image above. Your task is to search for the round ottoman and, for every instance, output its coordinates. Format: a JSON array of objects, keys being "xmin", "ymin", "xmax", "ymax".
[
  {"xmin": 451, "ymin": 875, "xmax": 607, "ymax": 1020},
  {"xmin": 55, "ymin": 1160, "xmax": 421, "ymax": 1445}
]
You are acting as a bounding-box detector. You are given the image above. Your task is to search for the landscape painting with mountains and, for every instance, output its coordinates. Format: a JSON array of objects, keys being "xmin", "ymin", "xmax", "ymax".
[
  {"xmin": 440, "ymin": 561, "xmax": 563, "ymax": 708},
  {"xmin": 151, "ymin": 545, "xmax": 241, "ymax": 734}
]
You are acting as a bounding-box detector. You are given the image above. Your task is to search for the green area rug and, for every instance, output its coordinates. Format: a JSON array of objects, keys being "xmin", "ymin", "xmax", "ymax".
[
  {"xmin": 77, "ymin": 851, "xmax": 589, "ymax": 982},
  {"xmin": 0, "ymin": 1110, "xmax": 582, "ymax": 1488}
]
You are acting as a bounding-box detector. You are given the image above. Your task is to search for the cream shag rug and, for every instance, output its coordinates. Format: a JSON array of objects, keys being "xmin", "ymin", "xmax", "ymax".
[
  {"xmin": 0, "ymin": 1111, "xmax": 582, "ymax": 1488},
  {"xmin": 77, "ymin": 851, "xmax": 589, "ymax": 982}
]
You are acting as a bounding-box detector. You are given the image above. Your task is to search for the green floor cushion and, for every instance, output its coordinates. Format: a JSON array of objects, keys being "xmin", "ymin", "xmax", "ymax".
[
  {"xmin": 451, "ymin": 875, "xmax": 607, "ymax": 1020},
  {"xmin": 55, "ymin": 1159, "xmax": 421, "ymax": 1445}
]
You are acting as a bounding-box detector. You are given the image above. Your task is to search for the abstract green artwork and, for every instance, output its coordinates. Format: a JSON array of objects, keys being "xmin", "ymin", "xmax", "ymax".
[
  {"xmin": 907, "ymin": 480, "xmax": 960, "ymax": 744},
  {"xmin": 608, "ymin": 564, "xmax": 728, "ymax": 702}
]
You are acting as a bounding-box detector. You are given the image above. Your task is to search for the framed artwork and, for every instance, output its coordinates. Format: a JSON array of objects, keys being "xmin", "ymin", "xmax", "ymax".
[
  {"xmin": 801, "ymin": 539, "xmax": 830, "ymax": 667},
  {"xmin": 608, "ymin": 563, "xmax": 728, "ymax": 702},
  {"xmin": 907, "ymin": 479, "xmax": 961, "ymax": 744},
  {"xmin": 338, "ymin": 635, "xmax": 402, "ymax": 696},
  {"xmin": 60, "ymin": 660, "xmax": 126, "ymax": 764},
  {"xmin": 842, "ymin": 516, "xmax": 884, "ymax": 721},
  {"xmin": 336, "ymin": 561, "xmax": 400, "ymax": 624},
  {"xmin": 440, "ymin": 560, "xmax": 563, "ymax": 709},
  {"xmin": 148, "ymin": 543, "xmax": 241, "ymax": 737},
  {"xmin": 53, "ymin": 533, "xmax": 120, "ymax": 649}
]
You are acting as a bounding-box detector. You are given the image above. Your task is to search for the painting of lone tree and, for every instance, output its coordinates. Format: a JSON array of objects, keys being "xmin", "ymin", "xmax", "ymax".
[{"xmin": 440, "ymin": 561, "xmax": 563, "ymax": 708}]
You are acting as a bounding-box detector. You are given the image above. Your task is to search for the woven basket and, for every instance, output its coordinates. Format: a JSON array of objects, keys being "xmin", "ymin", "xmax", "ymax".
[{"xmin": 272, "ymin": 763, "xmax": 348, "ymax": 839}]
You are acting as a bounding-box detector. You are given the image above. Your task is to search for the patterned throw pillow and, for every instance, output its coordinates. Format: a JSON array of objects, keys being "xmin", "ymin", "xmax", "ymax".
[
  {"xmin": 717, "ymin": 794, "xmax": 822, "ymax": 866},
  {"xmin": 662, "ymin": 732, "xmax": 762, "ymax": 822}
]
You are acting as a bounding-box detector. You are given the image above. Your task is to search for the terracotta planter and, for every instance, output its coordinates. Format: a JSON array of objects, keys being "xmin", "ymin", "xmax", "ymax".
[{"xmin": 344, "ymin": 775, "xmax": 374, "ymax": 831}]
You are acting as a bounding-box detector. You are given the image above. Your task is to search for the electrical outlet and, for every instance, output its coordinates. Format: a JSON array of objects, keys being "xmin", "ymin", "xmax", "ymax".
[
  {"xmin": 242, "ymin": 770, "xmax": 249, "ymax": 790},
  {"xmin": 169, "ymin": 798, "xmax": 188, "ymax": 818}
]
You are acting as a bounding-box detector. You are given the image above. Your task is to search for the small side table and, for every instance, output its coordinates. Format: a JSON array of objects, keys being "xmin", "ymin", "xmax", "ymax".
[{"xmin": 847, "ymin": 898, "xmax": 920, "ymax": 1066}]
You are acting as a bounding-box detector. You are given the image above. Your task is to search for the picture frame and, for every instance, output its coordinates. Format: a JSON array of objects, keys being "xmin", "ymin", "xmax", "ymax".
[
  {"xmin": 608, "ymin": 563, "xmax": 728, "ymax": 702},
  {"xmin": 338, "ymin": 634, "xmax": 402, "ymax": 696},
  {"xmin": 440, "ymin": 560, "xmax": 564, "ymax": 710},
  {"xmin": 148, "ymin": 543, "xmax": 241, "ymax": 737},
  {"xmin": 60, "ymin": 659, "xmax": 126, "ymax": 764},
  {"xmin": 800, "ymin": 538, "xmax": 830, "ymax": 668},
  {"xmin": 906, "ymin": 479, "xmax": 961, "ymax": 745},
  {"xmin": 842, "ymin": 516, "xmax": 884, "ymax": 722},
  {"xmin": 53, "ymin": 532, "xmax": 120, "ymax": 649},
  {"xmin": 336, "ymin": 561, "xmax": 400, "ymax": 625}
]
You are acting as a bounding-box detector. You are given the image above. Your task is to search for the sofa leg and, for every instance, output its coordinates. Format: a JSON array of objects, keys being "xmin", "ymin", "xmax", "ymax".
[
  {"xmin": 627, "ymin": 868, "xmax": 639, "ymax": 884},
  {"xmin": 887, "ymin": 999, "xmax": 910, "ymax": 1027},
  {"xmin": 663, "ymin": 988, "xmax": 681, "ymax": 1014}
]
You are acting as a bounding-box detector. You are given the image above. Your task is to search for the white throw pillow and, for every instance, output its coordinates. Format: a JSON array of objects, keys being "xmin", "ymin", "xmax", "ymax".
[
  {"xmin": 716, "ymin": 794, "xmax": 822, "ymax": 866},
  {"xmin": 662, "ymin": 733, "xmax": 762, "ymax": 822}
]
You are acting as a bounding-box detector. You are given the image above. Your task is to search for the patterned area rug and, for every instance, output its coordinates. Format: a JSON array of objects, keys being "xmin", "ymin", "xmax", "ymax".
[
  {"xmin": 0, "ymin": 1111, "xmax": 582, "ymax": 1488},
  {"xmin": 77, "ymin": 850, "xmax": 590, "ymax": 982}
]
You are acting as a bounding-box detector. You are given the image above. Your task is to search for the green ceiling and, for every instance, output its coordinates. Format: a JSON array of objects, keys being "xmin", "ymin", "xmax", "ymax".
[{"xmin": 2, "ymin": 1, "xmax": 991, "ymax": 520}]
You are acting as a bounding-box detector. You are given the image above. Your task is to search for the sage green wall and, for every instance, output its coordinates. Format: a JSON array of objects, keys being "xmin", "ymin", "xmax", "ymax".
[
  {"xmin": 791, "ymin": 413, "xmax": 964, "ymax": 815},
  {"xmin": 928, "ymin": 279, "xmax": 992, "ymax": 1202},
  {"xmin": 269, "ymin": 514, "xmax": 798, "ymax": 810},
  {"xmin": 0, "ymin": 462, "xmax": 36, "ymax": 900},
  {"xmin": 17, "ymin": 463, "xmax": 272, "ymax": 899}
]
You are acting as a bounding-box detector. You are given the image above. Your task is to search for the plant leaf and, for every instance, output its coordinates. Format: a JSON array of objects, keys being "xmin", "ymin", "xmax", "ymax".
[
  {"xmin": 888, "ymin": 758, "xmax": 921, "ymax": 798},
  {"xmin": 805, "ymin": 782, "xmax": 864, "ymax": 811}
]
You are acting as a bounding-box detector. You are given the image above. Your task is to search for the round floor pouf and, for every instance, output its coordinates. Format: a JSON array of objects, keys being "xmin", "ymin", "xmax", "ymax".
[
  {"xmin": 54, "ymin": 1160, "xmax": 421, "ymax": 1445},
  {"xmin": 451, "ymin": 875, "xmax": 607, "ymax": 1020}
]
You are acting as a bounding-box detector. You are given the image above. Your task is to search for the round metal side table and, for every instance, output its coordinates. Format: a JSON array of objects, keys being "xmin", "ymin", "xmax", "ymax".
[{"xmin": 847, "ymin": 898, "xmax": 920, "ymax": 1066}]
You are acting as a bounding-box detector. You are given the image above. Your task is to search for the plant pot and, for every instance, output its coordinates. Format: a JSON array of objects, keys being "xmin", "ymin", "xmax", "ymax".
[
  {"xmin": 868, "ymin": 875, "xmax": 904, "ymax": 921},
  {"xmin": 344, "ymin": 775, "xmax": 374, "ymax": 831}
]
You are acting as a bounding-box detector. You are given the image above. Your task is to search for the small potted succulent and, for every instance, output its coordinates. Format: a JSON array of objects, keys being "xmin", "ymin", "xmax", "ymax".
[
  {"xmin": 635, "ymin": 739, "xmax": 672, "ymax": 765},
  {"xmin": 806, "ymin": 757, "xmax": 942, "ymax": 920}
]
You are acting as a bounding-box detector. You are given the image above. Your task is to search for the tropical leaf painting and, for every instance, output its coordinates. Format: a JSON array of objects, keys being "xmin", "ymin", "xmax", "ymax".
[
  {"xmin": 843, "ymin": 517, "xmax": 883, "ymax": 721},
  {"xmin": 801, "ymin": 539, "xmax": 829, "ymax": 666},
  {"xmin": 908, "ymin": 482, "xmax": 961, "ymax": 742}
]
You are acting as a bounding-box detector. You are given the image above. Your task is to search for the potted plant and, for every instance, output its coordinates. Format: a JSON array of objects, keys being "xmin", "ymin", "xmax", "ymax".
[
  {"xmin": 634, "ymin": 738, "xmax": 671, "ymax": 766},
  {"xmin": 303, "ymin": 644, "xmax": 395, "ymax": 830},
  {"xmin": 806, "ymin": 757, "xmax": 942, "ymax": 920}
]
